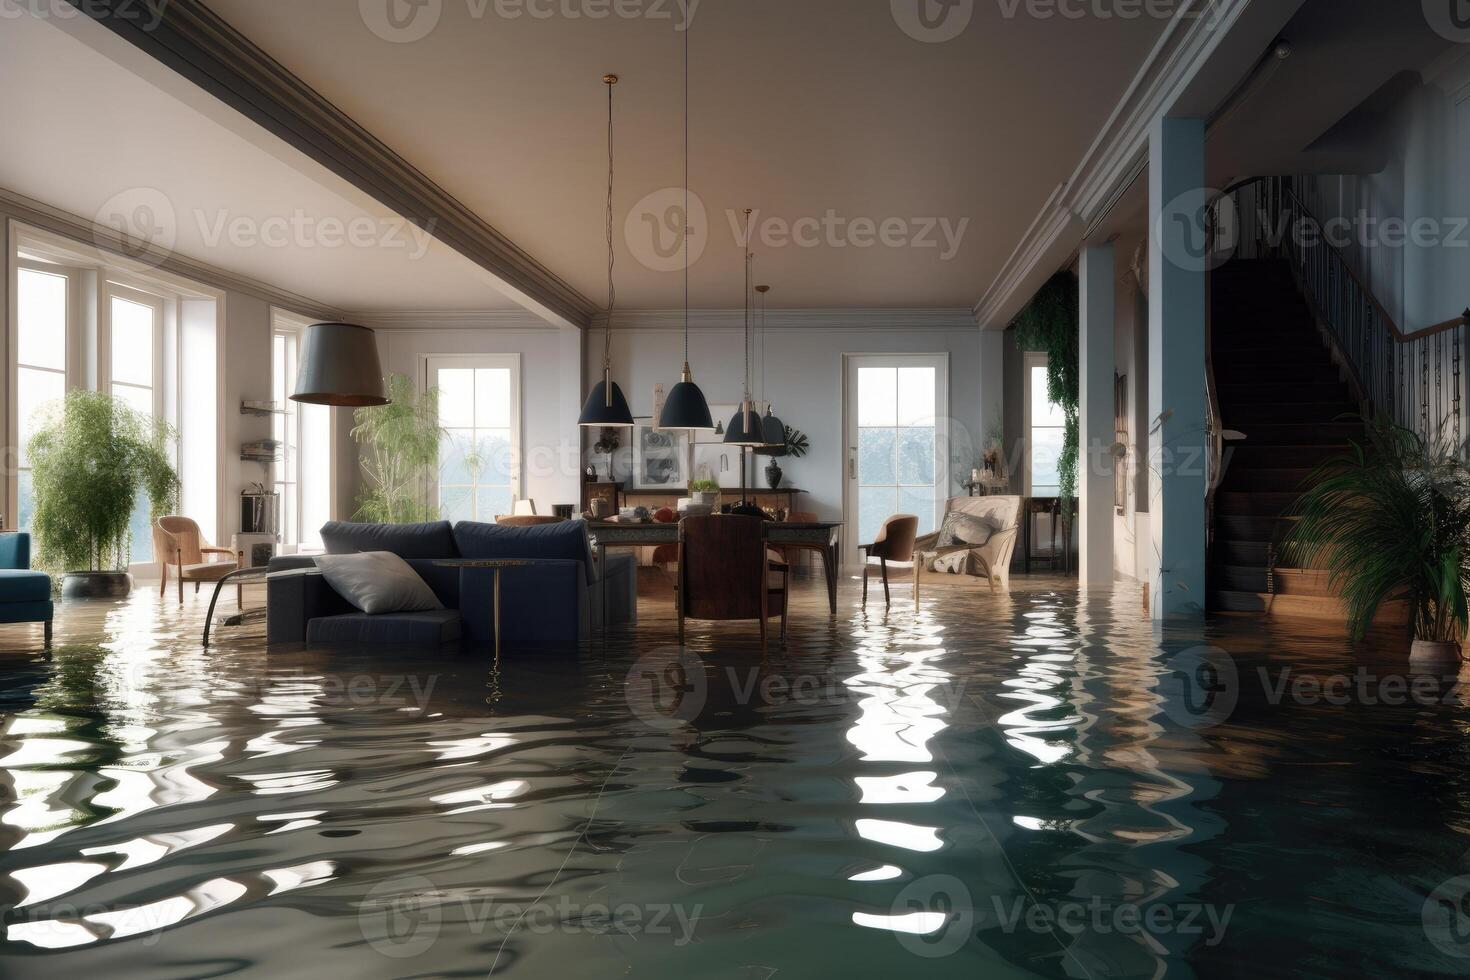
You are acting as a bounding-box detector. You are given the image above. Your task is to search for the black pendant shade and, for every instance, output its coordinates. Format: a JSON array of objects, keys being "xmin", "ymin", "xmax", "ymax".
[
  {"xmin": 757, "ymin": 409, "xmax": 788, "ymax": 456},
  {"xmin": 723, "ymin": 401, "xmax": 765, "ymax": 447},
  {"xmin": 659, "ymin": 368, "xmax": 714, "ymax": 430},
  {"xmin": 579, "ymin": 372, "xmax": 634, "ymax": 427},
  {"xmin": 290, "ymin": 322, "xmax": 387, "ymax": 407}
]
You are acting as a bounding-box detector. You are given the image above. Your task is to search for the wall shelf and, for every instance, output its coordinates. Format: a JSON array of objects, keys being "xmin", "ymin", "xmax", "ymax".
[{"xmin": 241, "ymin": 400, "xmax": 287, "ymax": 416}]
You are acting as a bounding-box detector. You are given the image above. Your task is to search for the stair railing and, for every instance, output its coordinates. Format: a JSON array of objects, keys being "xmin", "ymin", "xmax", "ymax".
[{"xmin": 1214, "ymin": 175, "xmax": 1468, "ymax": 456}]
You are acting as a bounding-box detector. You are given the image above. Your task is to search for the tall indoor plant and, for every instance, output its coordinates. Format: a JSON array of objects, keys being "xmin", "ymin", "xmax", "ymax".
[
  {"xmin": 28, "ymin": 389, "xmax": 179, "ymax": 597},
  {"xmin": 352, "ymin": 372, "xmax": 445, "ymax": 523},
  {"xmin": 1283, "ymin": 417, "xmax": 1470, "ymax": 666},
  {"xmin": 1012, "ymin": 270, "xmax": 1080, "ymax": 499}
]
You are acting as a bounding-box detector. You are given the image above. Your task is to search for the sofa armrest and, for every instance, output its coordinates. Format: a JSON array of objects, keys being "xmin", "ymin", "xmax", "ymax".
[
  {"xmin": 267, "ymin": 569, "xmax": 354, "ymax": 644},
  {"xmin": 268, "ymin": 555, "xmax": 320, "ymax": 573},
  {"xmin": 972, "ymin": 525, "xmax": 1019, "ymax": 575},
  {"xmin": 0, "ymin": 532, "xmax": 31, "ymax": 571},
  {"xmin": 913, "ymin": 530, "xmax": 941, "ymax": 553}
]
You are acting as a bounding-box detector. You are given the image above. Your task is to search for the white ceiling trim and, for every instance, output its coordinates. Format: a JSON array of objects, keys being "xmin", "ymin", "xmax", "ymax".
[
  {"xmin": 592, "ymin": 309, "xmax": 981, "ymax": 332},
  {"xmin": 972, "ymin": 0, "xmax": 1252, "ymax": 329},
  {"xmin": 1, "ymin": 185, "xmax": 343, "ymax": 322}
]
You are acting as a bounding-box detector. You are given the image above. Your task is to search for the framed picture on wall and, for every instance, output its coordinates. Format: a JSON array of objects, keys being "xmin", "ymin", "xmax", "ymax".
[
  {"xmin": 692, "ymin": 443, "xmax": 744, "ymax": 489},
  {"xmin": 632, "ymin": 425, "xmax": 690, "ymax": 490}
]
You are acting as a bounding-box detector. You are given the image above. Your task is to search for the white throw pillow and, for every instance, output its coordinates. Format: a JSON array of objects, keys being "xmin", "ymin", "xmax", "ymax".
[{"xmin": 314, "ymin": 551, "xmax": 443, "ymax": 615}]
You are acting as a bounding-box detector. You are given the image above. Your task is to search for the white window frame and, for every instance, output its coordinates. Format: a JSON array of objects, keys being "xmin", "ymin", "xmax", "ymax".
[
  {"xmin": 272, "ymin": 309, "xmax": 334, "ymax": 551},
  {"xmin": 425, "ymin": 354, "xmax": 522, "ymax": 522},
  {"xmin": 1024, "ymin": 351, "xmax": 1066, "ymax": 497},
  {"xmin": 12, "ymin": 260, "xmax": 83, "ymax": 533}
]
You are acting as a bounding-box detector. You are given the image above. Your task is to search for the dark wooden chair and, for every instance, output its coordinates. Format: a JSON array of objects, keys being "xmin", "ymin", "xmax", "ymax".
[
  {"xmin": 860, "ymin": 514, "xmax": 919, "ymax": 607},
  {"xmin": 678, "ymin": 515, "xmax": 789, "ymax": 650}
]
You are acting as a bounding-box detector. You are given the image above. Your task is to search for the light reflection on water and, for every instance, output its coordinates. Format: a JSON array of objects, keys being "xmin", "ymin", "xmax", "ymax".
[{"xmin": 0, "ymin": 583, "xmax": 1466, "ymax": 977}]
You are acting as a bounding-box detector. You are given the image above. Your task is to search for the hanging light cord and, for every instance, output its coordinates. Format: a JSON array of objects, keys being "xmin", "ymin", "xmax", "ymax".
[
  {"xmin": 683, "ymin": 25, "xmax": 690, "ymax": 365},
  {"xmin": 605, "ymin": 76, "xmax": 617, "ymax": 377},
  {"xmin": 743, "ymin": 211, "xmax": 752, "ymax": 404}
]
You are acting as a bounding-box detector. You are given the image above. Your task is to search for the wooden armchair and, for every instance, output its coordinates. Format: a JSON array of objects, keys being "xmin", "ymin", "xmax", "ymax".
[
  {"xmin": 860, "ymin": 514, "xmax": 919, "ymax": 606},
  {"xmin": 153, "ymin": 517, "xmax": 241, "ymax": 605},
  {"xmin": 678, "ymin": 515, "xmax": 789, "ymax": 650},
  {"xmin": 912, "ymin": 496, "xmax": 1021, "ymax": 600}
]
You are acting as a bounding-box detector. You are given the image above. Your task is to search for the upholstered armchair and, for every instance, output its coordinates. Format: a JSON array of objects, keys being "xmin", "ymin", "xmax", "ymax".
[
  {"xmin": 0, "ymin": 533, "xmax": 53, "ymax": 650},
  {"xmin": 153, "ymin": 517, "xmax": 241, "ymax": 605},
  {"xmin": 912, "ymin": 496, "xmax": 1022, "ymax": 600}
]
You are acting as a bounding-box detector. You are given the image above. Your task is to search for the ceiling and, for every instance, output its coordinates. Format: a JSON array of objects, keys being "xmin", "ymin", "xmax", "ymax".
[
  {"xmin": 185, "ymin": 0, "xmax": 1171, "ymax": 311},
  {"xmin": 0, "ymin": 10, "xmax": 522, "ymax": 313}
]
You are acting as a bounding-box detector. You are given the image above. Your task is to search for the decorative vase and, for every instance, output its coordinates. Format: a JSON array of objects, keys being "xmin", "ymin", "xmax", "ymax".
[
  {"xmin": 765, "ymin": 460, "xmax": 783, "ymax": 490},
  {"xmin": 1410, "ymin": 639, "xmax": 1463, "ymax": 670},
  {"xmin": 62, "ymin": 570, "xmax": 133, "ymax": 600},
  {"xmin": 692, "ymin": 490, "xmax": 719, "ymax": 508}
]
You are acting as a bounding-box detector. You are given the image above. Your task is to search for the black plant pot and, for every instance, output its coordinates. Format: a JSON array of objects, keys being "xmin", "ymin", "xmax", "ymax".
[
  {"xmin": 62, "ymin": 570, "xmax": 133, "ymax": 600},
  {"xmin": 765, "ymin": 460, "xmax": 783, "ymax": 490}
]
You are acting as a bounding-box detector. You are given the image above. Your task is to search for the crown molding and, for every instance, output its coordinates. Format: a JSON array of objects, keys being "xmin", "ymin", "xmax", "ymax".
[
  {"xmin": 1, "ymin": 186, "xmax": 344, "ymax": 320},
  {"xmin": 589, "ymin": 308, "xmax": 981, "ymax": 332},
  {"xmin": 972, "ymin": 0, "xmax": 1252, "ymax": 330},
  {"xmin": 67, "ymin": 0, "xmax": 597, "ymax": 331},
  {"xmin": 354, "ymin": 310, "xmax": 560, "ymax": 330}
]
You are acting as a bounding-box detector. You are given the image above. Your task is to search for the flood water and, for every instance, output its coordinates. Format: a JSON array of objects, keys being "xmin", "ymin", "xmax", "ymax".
[{"xmin": 0, "ymin": 581, "xmax": 1466, "ymax": 978}]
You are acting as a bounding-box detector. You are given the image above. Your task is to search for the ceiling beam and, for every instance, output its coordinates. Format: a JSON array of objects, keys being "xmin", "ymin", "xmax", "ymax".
[{"xmin": 66, "ymin": 0, "xmax": 598, "ymax": 330}]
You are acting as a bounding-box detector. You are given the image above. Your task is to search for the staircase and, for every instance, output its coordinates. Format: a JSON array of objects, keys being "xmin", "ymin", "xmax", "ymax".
[{"xmin": 1207, "ymin": 258, "xmax": 1405, "ymax": 621}]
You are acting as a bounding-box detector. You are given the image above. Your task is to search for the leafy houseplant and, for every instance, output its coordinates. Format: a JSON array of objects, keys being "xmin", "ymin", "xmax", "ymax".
[
  {"xmin": 1012, "ymin": 270, "xmax": 1080, "ymax": 499},
  {"xmin": 1283, "ymin": 418, "xmax": 1470, "ymax": 665},
  {"xmin": 757, "ymin": 426, "xmax": 809, "ymax": 490},
  {"xmin": 352, "ymin": 373, "xmax": 444, "ymax": 524},
  {"xmin": 28, "ymin": 389, "xmax": 179, "ymax": 596}
]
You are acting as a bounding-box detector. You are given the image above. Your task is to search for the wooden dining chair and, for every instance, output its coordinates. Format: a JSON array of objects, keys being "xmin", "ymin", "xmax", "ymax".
[
  {"xmin": 678, "ymin": 515, "xmax": 789, "ymax": 650},
  {"xmin": 153, "ymin": 516, "xmax": 241, "ymax": 606},
  {"xmin": 860, "ymin": 514, "xmax": 919, "ymax": 607}
]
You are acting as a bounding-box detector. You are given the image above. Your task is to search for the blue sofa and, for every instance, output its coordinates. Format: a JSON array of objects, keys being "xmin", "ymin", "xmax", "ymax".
[
  {"xmin": 266, "ymin": 520, "xmax": 612, "ymax": 650},
  {"xmin": 0, "ymin": 533, "xmax": 53, "ymax": 650}
]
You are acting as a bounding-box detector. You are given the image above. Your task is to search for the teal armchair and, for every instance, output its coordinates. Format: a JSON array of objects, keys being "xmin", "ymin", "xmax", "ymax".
[{"xmin": 0, "ymin": 533, "xmax": 53, "ymax": 650}]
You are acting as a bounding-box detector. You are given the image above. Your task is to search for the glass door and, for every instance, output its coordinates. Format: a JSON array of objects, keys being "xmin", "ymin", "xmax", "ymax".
[
  {"xmin": 844, "ymin": 355, "xmax": 949, "ymax": 562},
  {"xmin": 106, "ymin": 285, "xmax": 164, "ymax": 568}
]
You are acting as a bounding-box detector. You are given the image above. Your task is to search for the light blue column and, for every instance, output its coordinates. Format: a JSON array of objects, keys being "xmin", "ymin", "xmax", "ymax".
[
  {"xmin": 1079, "ymin": 243, "xmax": 1115, "ymax": 585},
  {"xmin": 1148, "ymin": 117, "xmax": 1208, "ymax": 619}
]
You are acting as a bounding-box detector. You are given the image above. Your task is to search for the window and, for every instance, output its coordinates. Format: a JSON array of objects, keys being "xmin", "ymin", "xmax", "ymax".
[
  {"xmin": 1026, "ymin": 354, "xmax": 1066, "ymax": 497},
  {"xmin": 272, "ymin": 313, "xmax": 331, "ymax": 550},
  {"xmin": 16, "ymin": 267, "xmax": 69, "ymax": 531},
  {"xmin": 108, "ymin": 286, "xmax": 164, "ymax": 565},
  {"xmin": 429, "ymin": 356, "xmax": 520, "ymax": 522}
]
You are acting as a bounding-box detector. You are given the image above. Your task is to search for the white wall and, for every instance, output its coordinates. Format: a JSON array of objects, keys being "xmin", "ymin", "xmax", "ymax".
[
  {"xmin": 367, "ymin": 318, "xmax": 584, "ymax": 517},
  {"xmin": 588, "ymin": 315, "xmax": 989, "ymax": 522}
]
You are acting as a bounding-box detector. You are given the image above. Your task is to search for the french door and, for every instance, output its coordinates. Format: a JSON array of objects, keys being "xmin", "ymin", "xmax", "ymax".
[{"xmin": 843, "ymin": 354, "xmax": 949, "ymax": 562}]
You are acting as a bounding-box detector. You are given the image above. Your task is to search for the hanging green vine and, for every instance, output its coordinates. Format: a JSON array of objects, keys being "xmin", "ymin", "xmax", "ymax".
[{"xmin": 1012, "ymin": 270, "xmax": 1080, "ymax": 499}]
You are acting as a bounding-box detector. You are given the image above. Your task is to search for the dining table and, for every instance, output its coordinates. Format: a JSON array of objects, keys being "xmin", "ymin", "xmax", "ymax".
[{"xmin": 588, "ymin": 519, "xmax": 844, "ymax": 629}]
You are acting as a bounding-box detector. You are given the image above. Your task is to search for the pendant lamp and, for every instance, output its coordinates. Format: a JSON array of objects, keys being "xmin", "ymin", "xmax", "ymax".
[
  {"xmin": 658, "ymin": 19, "xmax": 713, "ymax": 431},
  {"xmin": 753, "ymin": 284, "xmax": 788, "ymax": 454},
  {"xmin": 291, "ymin": 322, "xmax": 387, "ymax": 406},
  {"xmin": 579, "ymin": 73, "xmax": 634, "ymax": 428},
  {"xmin": 724, "ymin": 211, "xmax": 765, "ymax": 448}
]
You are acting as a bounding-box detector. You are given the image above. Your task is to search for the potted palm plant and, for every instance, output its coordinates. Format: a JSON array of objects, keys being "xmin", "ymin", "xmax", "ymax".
[
  {"xmin": 1283, "ymin": 418, "xmax": 1470, "ymax": 667},
  {"xmin": 28, "ymin": 389, "xmax": 179, "ymax": 598}
]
